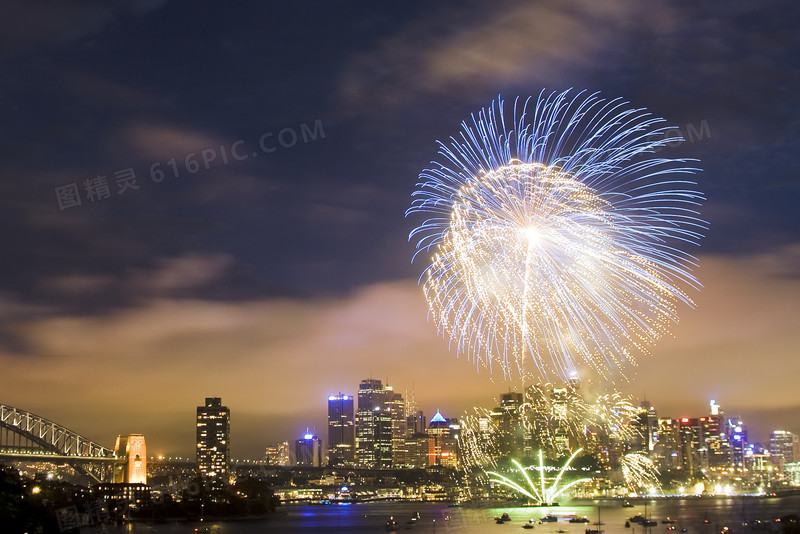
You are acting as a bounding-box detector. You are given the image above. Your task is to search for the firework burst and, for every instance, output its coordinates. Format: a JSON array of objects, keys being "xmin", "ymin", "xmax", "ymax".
[
  {"xmin": 487, "ymin": 449, "xmax": 592, "ymax": 504},
  {"xmin": 620, "ymin": 453, "xmax": 661, "ymax": 493},
  {"xmin": 457, "ymin": 383, "xmax": 638, "ymax": 470},
  {"xmin": 458, "ymin": 406, "xmax": 502, "ymax": 470},
  {"xmin": 408, "ymin": 90, "xmax": 705, "ymax": 381}
]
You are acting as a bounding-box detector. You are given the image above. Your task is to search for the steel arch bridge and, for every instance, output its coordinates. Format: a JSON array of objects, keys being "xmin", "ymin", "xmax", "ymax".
[{"xmin": 0, "ymin": 403, "xmax": 117, "ymax": 481}]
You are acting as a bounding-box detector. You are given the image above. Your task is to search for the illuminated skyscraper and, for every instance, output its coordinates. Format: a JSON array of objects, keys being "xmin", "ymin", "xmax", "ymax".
[
  {"xmin": 404, "ymin": 407, "xmax": 429, "ymax": 468},
  {"xmin": 407, "ymin": 410, "xmax": 427, "ymax": 436},
  {"xmin": 726, "ymin": 415, "xmax": 747, "ymax": 468},
  {"xmin": 328, "ymin": 393, "xmax": 355, "ymax": 466},
  {"xmin": 639, "ymin": 401, "xmax": 659, "ymax": 453},
  {"xmin": 196, "ymin": 397, "xmax": 230, "ymax": 489},
  {"xmin": 550, "ymin": 388, "xmax": 571, "ymax": 456},
  {"xmin": 404, "ymin": 433, "xmax": 430, "ymax": 468},
  {"xmin": 113, "ymin": 434, "xmax": 147, "ymax": 484},
  {"xmin": 384, "ymin": 385, "xmax": 407, "ymax": 467},
  {"xmin": 296, "ymin": 433, "xmax": 323, "ymax": 466},
  {"xmin": 706, "ymin": 400, "xmax": 729, "ymax": 468},
  {"xmin": 355, "ymin": 379, "xmax": 392, "ymax": 468},
  {"xmin": 678, "ymin": 417, "xmax": 703, "ymax": 475},
  {"xmin": 770, "ymin": 430, "xmax": 799, "ymax": 465},
  {"xmin": 653, "ymin": 418, "xmax": 681, "ymax": 472},
  {"xmin": 426, "ymin": 410, "xmax": 459, "ymax": 468},
  {"xmin": 265, "ymin": 441, "xmax": 291, "ymax": 466},
  {"xmin": 493, "ymin": 391, "xmax": 525, "ymax": 458}
]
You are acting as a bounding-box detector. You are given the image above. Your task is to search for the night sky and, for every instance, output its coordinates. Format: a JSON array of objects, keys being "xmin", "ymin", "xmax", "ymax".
[{"xmin": 2, "ymin": 0, "xmax": 799, "ymax": 458}]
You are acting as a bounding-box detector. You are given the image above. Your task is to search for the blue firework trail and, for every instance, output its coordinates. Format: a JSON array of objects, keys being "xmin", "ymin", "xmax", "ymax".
[{"xmin": 407, "ymin": 89, "xmax": 706, "ymax": 382}]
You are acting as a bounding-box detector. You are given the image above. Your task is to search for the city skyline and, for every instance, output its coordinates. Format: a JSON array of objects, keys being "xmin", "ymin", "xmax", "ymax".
[
  {"xmin": 1, "ymin": 2, "xmax": 799, "ymax": 464},
  {"xmin": 3, "ymin": 380, "xmax": 796, "ymax": 462}
]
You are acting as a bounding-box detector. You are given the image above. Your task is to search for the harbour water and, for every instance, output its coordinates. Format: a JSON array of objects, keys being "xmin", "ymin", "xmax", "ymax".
[{"xmin": 106, "ymin": 496, "xmax": 800, "ymax": 534}]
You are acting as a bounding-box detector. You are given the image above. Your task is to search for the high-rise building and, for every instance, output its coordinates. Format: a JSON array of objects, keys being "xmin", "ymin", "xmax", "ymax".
[
  {"xmin": 296, "ymin": 433, "xmax": 323, "ymax": 466},
  {"xmin": 404, "ymin": 433, "xmax": 431, "ymax": 468},
  {"xmin": 384, "ymin": 385, "xmax": 407, "ymax": 467},
  {"xmin": 706, "ymin": 400, "xmax": 729, "ymax": 468},
  {"xmin": 196, "ymin": 397, "xmax": 230, "ymax": 489},
  {"xmin": 265, "ymin": 441, "xmax": 291, "ymax": 466},
  {"xmin": 355, "ymin": 379, "xmax": 392, "ymax": 468},
  {"xmin": 403, "ymin": 407, "xmax": 429, "ymax": 468},
  {"xmin": 407, "ymin": 410, "xmax": 427, "ymax": 436},
  {"xmin": 358, "ymin": 379, "xmax": 385, "ymax": 411},
  {"xmin": 770, "ymin": 430, "xmax": 800, "ymax": 465},
  {"xmin": 493, "ymin": 391, "xmax": 525, "ymax": 458},
  {"xmin": 678, "ymin": 417, "xmax": 702, "ymax": 475},
  {"xmin": 726, "ymin": 416, "xmax": 747, "ymax": 468},
  {"xmin": 327, "ymin": 393, "xmax": 355, "ymax": 466},
  {"xmin": 696, "ymin": 416, "xmax": 712, "ymax": 470},
  {"xmin": 550, "ymin": 387, "xmax": 572, "ymax": 456},
  {"xmin": 112, "ymin": 434, "xmax": 147, "ymax": 484},
  {"xmin": 639, "ymin": 401, "xmax": 659, "ymax": 453},
  {"xmin": 653, "ymin": 418, "xmax": 681, "ymax": 472},
  {"xmin": 427, "ymin": 410, "xmax": 459, "ymax": 468}
]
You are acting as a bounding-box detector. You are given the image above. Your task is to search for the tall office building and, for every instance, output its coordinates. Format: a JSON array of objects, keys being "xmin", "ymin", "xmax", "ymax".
[
  {"xmin": 265, "ymin": 441, "xmax": 291, "ymax": 466},
  {"xmin": 196, "ymin": 397, "xmax": 230, "ymax": 489},
  {"xmin": 404, "ymin": 407, "xmax": 429, "ymax": 468},
  {"xmin": 112, "ymin": 434, "xmax": 147, "ymax": 484},
  {"xmin": 726, "ymin": 416, "xmax": 747, "ymax": 468},
  {"xmin": 328, "ymin": 393, "xmax": 355, "ymax": 466},
  {"xmin": 706, "ymin": 400, "xmax": 729, "ymax": 468},
  {"xmin": 638, "ymin": 401, "xmax": 659, "ymax": 453},
  {"xmin": 296, "ymin": 433, "xmax": 323, "ymax": 466},
  {"xmin": 492, "ymin": 391, "xmax": 525, "ymax": 458},
  {"xmin": 678, "ymin": 417, "xmax": 700, "ymax": 475},
  {"xmin": 355, "ymin": 379, "xmax": 392, "ymax": 468},
  {"xmin": 427, "ymin": 410, "xmax": 460, "ymax": 468},
  {"xmin": 653, "ymin": 418, "xmax": 681, "ymax": 472},
  {"xmin": 404, "ymin": 433, "xmax": 431, "ymax": 468},
  {"xmin": 550, "ymin": 387, "xmax": 571, "ymax": 456},
  {"xmin": 770, "ymin": 430, "xmax": 800, "ymax": 465},
  {"xmin": 407, "ymin": 410, "xmax": 427, "ymax": 436},
  {"xmin": 384, "ymin": 385, "xmax": 407, "ymax": 467}
]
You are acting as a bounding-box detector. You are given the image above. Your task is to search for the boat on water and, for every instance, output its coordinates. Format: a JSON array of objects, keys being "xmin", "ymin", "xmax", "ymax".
[
  {"xmin": 523, "ymin": 524, "xmax": 535, "ymax": 530},
  {"xmin": 623, "ymin": 501, "xmax": 635, "ymax": 508},
  {"xmin": 540, "ymin": 515, "xmax": 559, "ymax": 523},
  {"xmin": 385, "ymin": 517, "xmax": 398, "ymax": 531},
  {"xmin": 663, "ymin": 518, "xmax": 678, "ymax": 524},
  {"xmin": 630, "ymin": 515, "xmax": 646, "ymax": 524},
  {"xmin": 570, "ymin": 517, "xmax": 590, "ymax": 523},
  {"xmin": 494, "ymin": 513, "xmax": 511, "ymax": 524}
]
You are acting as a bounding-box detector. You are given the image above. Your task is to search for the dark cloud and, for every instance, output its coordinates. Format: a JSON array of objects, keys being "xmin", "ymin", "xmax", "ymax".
[
  {"xmin": 0, "ymin": 0, "xmax": 167, "ymax": 56},
  {"xmin": 339, "ymin": 0, "xmax": 676, "ymax": 110}
]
